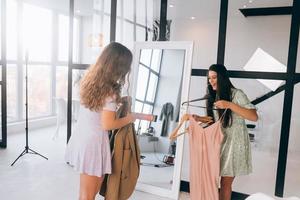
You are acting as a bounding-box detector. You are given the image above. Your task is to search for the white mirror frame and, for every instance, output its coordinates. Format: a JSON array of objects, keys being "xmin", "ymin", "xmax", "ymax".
[{"xmin": 130, "ymin": 41, "xmax": 194, "ymax": 200}]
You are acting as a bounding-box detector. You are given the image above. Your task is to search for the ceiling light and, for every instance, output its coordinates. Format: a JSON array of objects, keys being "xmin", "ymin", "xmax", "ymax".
[
  {"xmin": 243, "ymin": 5, "xmax": 247, "ymax": 8},
  {"xmin": 249, "ymin": 0, "xmax": 253, "ymax": 3},
  {"xmin": 169, "ymin": 4, "xmax": 174, "ymax": 8},
  {"xmin": 190, "ymin": 16, "xmax": 195, "ymax": 20}
]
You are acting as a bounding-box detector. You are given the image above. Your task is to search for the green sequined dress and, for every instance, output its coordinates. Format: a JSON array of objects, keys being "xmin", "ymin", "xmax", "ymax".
[{"xmin": 214, "ymin": 88, "xmax": 256, "ymax": 177}]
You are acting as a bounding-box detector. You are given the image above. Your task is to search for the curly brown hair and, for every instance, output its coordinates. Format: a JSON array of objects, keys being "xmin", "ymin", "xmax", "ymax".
[{"xmin": 80, "ymin": 42, "xmax": 132, "ymax": 112}]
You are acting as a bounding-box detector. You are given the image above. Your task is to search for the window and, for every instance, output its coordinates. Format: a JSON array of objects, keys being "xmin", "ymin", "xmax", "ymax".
[
  {"xmin": 124, "ymin": 0, "xmax": 134, "ymax": 21},
  {"xmin": 56, "ymin": 66, "xmax": 68, "ymax": 99},
  {"xmin": 136, "ymin": 0, "xmax": 146, "ymax": 25},
  {"xmin": 4, "ymin": 1, "xmax": 80, "ymax": 122},
  {"xmin": 116, "ymin": 0, "xmax": 155, "ymax": 49},
  {"xmin": 23, "ymin": 4, "xmax": 52, "ymax": 62},
  {"xmin": 0, "ymin": 0, "xmax": 2, "ymax": 60},
  {"xmin": 23, "ymin": 65, "xmax": 51, "ymax": 118},
  {"xmin": 146, "ymin": 73, "xmax": 158, "ymax": 102},
  {"xmin": 135, "ymin": 49, "xmax": 162, "ymax": 134},
  {"xmin": 7, "ymin": 65, "xmax": 18, "ymax": 122},
  {"xmin": 58, "ymin": 14, "xmax": 80, "ymax": 63},
  {"xmin": 7, "ymin": 0, "xmax": 17, "ymax": 61},
  {"xmin": 136, "ymin": 26, "xmax": 146, "ymax": 42},
  {"xmin": 58, "ymin": 15, "xmax": 69, "ymax": 62},
  {"xmin": 104, "ymin": 0, "xmax": 111, "ymax": 14},
  {"xmin": 136, "ymin": 65, "xmax": 149, "ymax": 100}
]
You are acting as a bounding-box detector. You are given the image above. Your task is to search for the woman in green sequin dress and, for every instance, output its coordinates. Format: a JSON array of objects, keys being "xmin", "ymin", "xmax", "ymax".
[{"xmin": 205, "ymin": 64, "xmax": 258, "ymax": 200}]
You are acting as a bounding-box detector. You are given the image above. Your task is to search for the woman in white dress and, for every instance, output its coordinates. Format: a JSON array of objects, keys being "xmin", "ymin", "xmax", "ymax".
[{"xmin": 65, "ymin": 42, "xmax": 136, "ymax": 200}]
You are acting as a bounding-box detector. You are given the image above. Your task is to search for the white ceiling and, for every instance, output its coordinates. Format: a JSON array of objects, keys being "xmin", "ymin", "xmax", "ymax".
[
  {"xmin": 167, "ymin": 0, "xmax": 293, "ymax": 20},
  {"xmin": 20, "ymin": 0, "xmax": 293, "ymax": 19},
  {"xmin": 22, "ymin": 0, "xmax": 94, "ymax": 16}
]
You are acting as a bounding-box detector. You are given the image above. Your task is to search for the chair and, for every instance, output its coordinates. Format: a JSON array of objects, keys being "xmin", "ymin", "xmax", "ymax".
[{"xmin": 53, "ymin": 98, "xmax": 67, "ymax": 140}]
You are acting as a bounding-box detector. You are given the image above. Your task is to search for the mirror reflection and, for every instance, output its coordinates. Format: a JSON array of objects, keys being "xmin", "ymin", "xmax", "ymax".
[{"xmin": 133, "ymin": 48, "xmax": 185, "ymax": 189}]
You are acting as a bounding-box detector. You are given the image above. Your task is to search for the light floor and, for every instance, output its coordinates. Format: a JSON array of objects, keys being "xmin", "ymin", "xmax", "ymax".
[
  {"xmin": 0, "ymin": 125, "xmax": 189, "ymax": 200},
  {"xmin": 1, "ymin": 124, "xmax": 299, "ymax": 200},
  {"xmin": 139, "ymin": 152, "xmax": 174, "ymax": 189}
]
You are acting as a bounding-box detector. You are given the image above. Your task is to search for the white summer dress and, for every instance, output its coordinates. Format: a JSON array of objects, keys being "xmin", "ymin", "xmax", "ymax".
[{"xmin": 65, "ymin": 97, "xmax": 117, "ymax": 177}]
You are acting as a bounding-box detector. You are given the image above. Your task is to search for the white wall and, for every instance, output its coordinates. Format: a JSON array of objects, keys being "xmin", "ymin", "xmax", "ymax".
[{"xmin": 170, "ymin": 9, "xmax": 300, "ymax": 188}]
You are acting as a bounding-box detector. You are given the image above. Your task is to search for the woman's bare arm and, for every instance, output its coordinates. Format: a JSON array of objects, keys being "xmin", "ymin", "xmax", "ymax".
[
  {"xmin": 101, "ymin": 111, "xmax": 136, "ymax": 131},
  {"xmin": 214, "ymin": 100, "xmax": 258, "ymax": 122}
]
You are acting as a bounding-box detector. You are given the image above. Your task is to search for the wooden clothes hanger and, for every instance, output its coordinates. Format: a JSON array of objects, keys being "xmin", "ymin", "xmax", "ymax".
[
  {"xmin": 169, "ymin": 114, "xmax": 213, "ymax": 140},
  {"xmin": 169, "ymin": 108, "xmax": 228, "ymax": 140}
]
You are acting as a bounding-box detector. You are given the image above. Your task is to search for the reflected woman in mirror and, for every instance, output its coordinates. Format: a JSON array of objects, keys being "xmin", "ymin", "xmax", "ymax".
[
  {"xmin": 65, "ymin": 42, "xmax": 137, "ymax": 200},
  {"xmin": 206, "ymin": 64, "xmax": 258, "ymax": 200}
]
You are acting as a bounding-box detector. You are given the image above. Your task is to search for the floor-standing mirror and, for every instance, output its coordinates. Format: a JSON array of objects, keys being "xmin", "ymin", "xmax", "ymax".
[{"xmin": 131, "ymin": 41, "xmax": 193, "ymax": 199}]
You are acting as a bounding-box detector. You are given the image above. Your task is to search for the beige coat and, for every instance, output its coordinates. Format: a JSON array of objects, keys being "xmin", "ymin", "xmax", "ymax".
[{"xmin": 100, "ymin": 98, "xmax": 140, "ymax": 200}]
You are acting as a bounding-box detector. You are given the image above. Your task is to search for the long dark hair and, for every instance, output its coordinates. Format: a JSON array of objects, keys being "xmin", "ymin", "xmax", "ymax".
[{"xmin": 206, "ymin": 64, "xmax": 234, "ymax": 128}]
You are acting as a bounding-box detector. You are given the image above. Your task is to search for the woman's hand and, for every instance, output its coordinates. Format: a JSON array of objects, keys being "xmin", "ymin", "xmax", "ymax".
[
  {"xmin": 214, "ymin": 100, "xmax": 258, "ymax": 122},
  {"xmin": 180, "ymin": 114, "xmax": 191, "ymax": 122},
  {"xmin": 214, "ymin": 100, "xmax": 232, "ymax": 109}
]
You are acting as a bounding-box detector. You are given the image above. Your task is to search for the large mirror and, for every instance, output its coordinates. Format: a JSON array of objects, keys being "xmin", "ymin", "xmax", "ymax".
[{"xmin": 130, "ymin": 41, "xmax": 193, "ymax": 199}]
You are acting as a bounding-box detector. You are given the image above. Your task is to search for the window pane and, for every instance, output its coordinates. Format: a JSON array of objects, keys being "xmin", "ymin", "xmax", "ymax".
[
  {"xmin": 139, "ymin": 103, "xmax": 153, "ymax": 134},
  {"xmin": 72, "ymin": 69, "xmax": 85, "ymax": 122},
  {"xmin": 93, "ymin": 0, "xmax": 102, "ymax": 11},
  {"xmin": 134, "ymin": 101, "xmax": 143, "ymax": 132},
  {"xmin": 58, "ymin": 15, "xmax": 69, "ymax": 62},
  {"xmin": 136, "ymin": 26, "xmax": 146, "ymax": 42},
  {"xmin": 103, "ymin": 15, "xmax": 111, "ymax": 46},
  {"xmin": 23, "ymin": 65, "xmax": 51, "ymax": 118},
  {"xmin": 56, "ymin": 66, "xmax": 68, "ymax": 99},
  {"xmin": 116, "ymin": 18, "xmax": 122, "ymax": 42},
  {"xmin": 147, "ymin": 30, "xmax": 153, "ymax": 42},
  {"xmin": 7, "ymin": 65, "xmax": 18, "ymax": 122},
  {"xmin": 117, "ymin": 0, "xmax": 121, "ymax": 17},
  {"xmin": 104, "ymin": 0, "xmax": 111, "ymax": 14},
  {"xmin": 139, "ymin": 120, "xmax": 150, "ymax": 134},
  {"xmin": 123, "ymin": 21, "xmax": 134, "ymax": 49},
  {"xmin": 0, "ymin": 89, "xmax": 1, "ymax": 128},
  {"xmin": 146, "ymin": 0, "xmax": 154, "ymax": 28},
  {"xmin": 72, "ymin": 69, "xmax": 85, "ymax": 100},
  {"xmin": 146, "ymin": 73, "xmax": 158, "ymax": 102},
  {"xmin": 135, "ymin": 65, "xmax": 149, "ymax": 100},
  {"xmin": 58, "ymin": 15, "xmax": 79, "ymax": 63},
  {"xmin": 7, "ymin": 0, "xmax": 17, "ymax": 60},
  {"xmin": 136, "ymin": 0, "xmax": 146, "ymax": 25},
  {"xmin": 226, "ymin": 77, "xmax": 284, "ymax": 195},
  {"xmin": 140, "ymin": 49, "xmax": 152, "ymax": 66},
  {"xmin": 225, "ymin": 1, "xmax": 290, "ymax": 74},
  {"xmin": 142, "ymin": 104, "xmax": 153, "ymax": 114},
  {"xmin": 285, "ymin": 83, "xmax": 300, "ymax": 197},
  {"xmin": 0, "ymin": 0, "xmax": 1, "ymax": 60},
  {"xmin": 73, "ymin": 18, "xmax": 80, "ymax": 63},
  {"xmin": 150, "ymin": 49, "xmax": 161, "ymax": 72},
  {"xmin": 134, "ymin": 101, "xmax": 143, "ymax": 113},
  {"xmin": 124, "ymin": 0, "xmax": 134, "ymax": 21},
  {"xmin": 23, "ymin": 4, "xmax": 52, "ymax": 62}
]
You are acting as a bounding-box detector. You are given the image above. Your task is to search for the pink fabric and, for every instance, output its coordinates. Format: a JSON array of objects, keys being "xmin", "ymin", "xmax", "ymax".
[{"xmin": 188, "ymin": 117, "xmax": 224, "ymax": 200}]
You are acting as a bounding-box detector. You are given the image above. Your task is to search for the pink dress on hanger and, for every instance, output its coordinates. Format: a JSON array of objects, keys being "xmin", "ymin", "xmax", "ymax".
[{"xmin": 188, "ymin": 116, "xmax": 224, "ymax": 200}]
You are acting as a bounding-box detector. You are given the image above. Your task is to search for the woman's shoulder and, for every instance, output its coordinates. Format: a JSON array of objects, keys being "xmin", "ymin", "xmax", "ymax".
[
  {"xmin": 231, "ymin": 88, "xmax": 247, "ymax": 99},
  {"xmin": 231, "ymin": 87, "xmax": 244, "ymax": 92}
]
